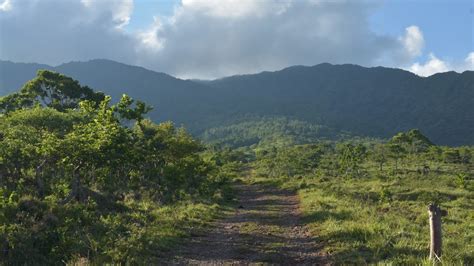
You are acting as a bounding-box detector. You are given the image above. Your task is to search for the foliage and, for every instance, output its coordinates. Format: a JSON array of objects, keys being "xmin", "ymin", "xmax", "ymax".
[
  {"xmin": 336, "ymin": 143, "xmax": 367, "ymax": 177},
  {"xmin": 0, "ymin": 72, "xmax": 233, "ymax": 264},
  {"xmin": 1, "ymin": 68, "xmax": 473, "ymax": 264},
  {"xmin": 2, "ymin": 61, "xmax": 474, "ymax": 146},
  {"xmin": 201, "ymin": 116, "xmax": 350, "ymax": 148},
  {"xmin": 0, "ymin": 70, "xmax": 105, "ymax": 112}
]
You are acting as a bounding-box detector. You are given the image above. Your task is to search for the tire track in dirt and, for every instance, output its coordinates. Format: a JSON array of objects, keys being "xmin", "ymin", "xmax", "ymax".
[{"xmin": 164, "ymin": 180, "xmax": 328, "ymax": 265}]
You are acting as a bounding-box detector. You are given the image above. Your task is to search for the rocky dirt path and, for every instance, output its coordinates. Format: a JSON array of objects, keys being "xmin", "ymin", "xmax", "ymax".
[{"xmin": 163, "ymin": 180, "xmax": 327, "ymax": 265}]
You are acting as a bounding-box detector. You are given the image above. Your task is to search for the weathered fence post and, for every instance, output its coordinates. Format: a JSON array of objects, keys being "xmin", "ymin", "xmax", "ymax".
[{"xmin": 428, "ymin": 203, "xmax": 447, "ymax": 262}]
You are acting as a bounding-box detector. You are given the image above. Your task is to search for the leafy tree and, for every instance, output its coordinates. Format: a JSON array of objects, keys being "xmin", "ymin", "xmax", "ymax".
[
  {"xmin": 0, "ymin": 72, "xmax": 229, "ymax": 264},
  {"xmin": 0, "ymin": 70, "xmax": 105, "ymax": 113},
  {"xmin": 389, "ymin": 129, "xmax": 433, "ymax": 155},
  {"xmin": 114, "ymin": 94, "xmax": 152, "ymax": 128},
  {"xmin": 388, "ymin": 143, "xmax": 406, "ymax": 171},
  {"xmin": 372, "ymin": 143, "xmax": 388, "ymax": 172},
  {"xmin": 337, "ymin": 143, "xmax": 367, "ymax": 177}
]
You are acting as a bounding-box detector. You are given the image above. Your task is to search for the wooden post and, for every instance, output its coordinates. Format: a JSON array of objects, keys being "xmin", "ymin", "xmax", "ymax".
[{"xmin": 428, "ymin": 203, "xmax": 447, "ymax": 262}]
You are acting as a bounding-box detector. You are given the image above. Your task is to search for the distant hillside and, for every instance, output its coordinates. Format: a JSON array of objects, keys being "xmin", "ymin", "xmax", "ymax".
[
  {"xmin": 0, "ymin": 61, "xmax": 53, "ymax": 95},
  {"xmin": 201, "ymin": 116, "xmax": 352, "ymax": 148},
  {"xmin": 204, "ymin": 64, "xmax": 474, "ymax": 146},
  {"xmin": 1, "ymin": 59, "xmax": 473, "ymax": 145},
  {"xmin": 0, "ymin": 59, "xmax": 219, "ymax": 129}
]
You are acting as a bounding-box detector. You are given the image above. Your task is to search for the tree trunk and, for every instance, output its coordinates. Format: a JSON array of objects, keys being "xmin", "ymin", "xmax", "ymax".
[
  {"xmin": 35, "ymin": 160, "xmax": 46, "ymax": 199},
  {"xmin": 60, "ymin": 164, "xmax": 84, "ymax": 204}
]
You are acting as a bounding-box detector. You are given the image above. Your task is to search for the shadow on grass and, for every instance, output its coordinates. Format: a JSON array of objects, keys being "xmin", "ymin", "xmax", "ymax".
[
  {"xmin": 302, "ymin": 209, "xmax": 353, "ymax": 223},
  {"xmin": 328, "ymin": 245, "xmax": 426, "ymax": 264}
]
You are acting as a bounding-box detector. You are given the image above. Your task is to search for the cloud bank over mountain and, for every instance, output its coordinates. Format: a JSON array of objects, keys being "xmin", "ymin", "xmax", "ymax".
[{"xmin": 0, "ymin": 0, "xmax": 472, "ymax": 78}]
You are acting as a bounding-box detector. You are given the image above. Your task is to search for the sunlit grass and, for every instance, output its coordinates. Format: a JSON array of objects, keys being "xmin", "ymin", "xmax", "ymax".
[{"xmin": 250, "ymin": 161, "xmax": 474, "ymax": 264}]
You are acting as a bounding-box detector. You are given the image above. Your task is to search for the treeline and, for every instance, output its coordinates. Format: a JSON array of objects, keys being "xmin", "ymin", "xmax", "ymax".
[
  {"xmin": 253, "ymin": 129, "xmax": 473, "ymax": 180},
  {"xmin": 0, "ymin": 71, "xmax": 231, "ymax": 264}
]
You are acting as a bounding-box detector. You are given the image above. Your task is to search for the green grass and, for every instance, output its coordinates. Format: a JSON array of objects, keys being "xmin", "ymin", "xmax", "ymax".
[
  {"xmin": 90, "ymin": 177, "xmax": 239, "ymax": 264},
  {"xmin": 57, "ymin": 198, "xmax": 233, "ymax": 264},
  {"xmin": 250, "ymin": 162, "xmax": 474, "ymax": 264}
]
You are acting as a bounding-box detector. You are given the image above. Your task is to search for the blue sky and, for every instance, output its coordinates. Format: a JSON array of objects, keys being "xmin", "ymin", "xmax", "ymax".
[
  {"xmin": 368, "ymin": 0, "xmax": 473, "ymax": 62},
  {"xmin": 1, "ymin": 0, "xmax": 473, "ymax": 78},
  {"xmin": 127, "ymin": 0, "xmax": 180, "ymax": 30}
]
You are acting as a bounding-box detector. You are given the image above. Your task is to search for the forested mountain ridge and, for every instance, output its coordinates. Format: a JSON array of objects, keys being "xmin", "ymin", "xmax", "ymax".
[
  {"xmin": 1, "ymin": 59, "xmax": 473, "ymax": 145},
  {"xmin": 205, "ymin": 64, "xmax": 474, "ymax": 146}
]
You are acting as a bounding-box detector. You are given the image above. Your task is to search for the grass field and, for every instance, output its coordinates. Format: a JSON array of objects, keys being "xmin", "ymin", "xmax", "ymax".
[{"xmin": 250, "ymin": 159, "xmax": 474, "ymax": 264}]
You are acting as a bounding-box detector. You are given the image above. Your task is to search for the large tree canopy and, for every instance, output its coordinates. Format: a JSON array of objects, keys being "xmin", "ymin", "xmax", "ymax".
[
  {"xmin": 0, "ymin": 70, "xmax": 105, "ymax": 112},
  {"xmin": 0, "ymin": 71, "xmax": 229, "ymax": 264}
]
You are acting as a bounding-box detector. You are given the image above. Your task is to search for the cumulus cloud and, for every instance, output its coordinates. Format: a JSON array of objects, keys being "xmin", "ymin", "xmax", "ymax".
[
  {"xmin": 0, "ymin": 0, "xmax": 12, "ymax": 12},
  {"xmin": 410, "ymin": 53, "xmax": 450, "ymax": 77},
  {"xmin": 0, "ymin": 0, "xmax": 137, "ymax": 65},
  {"xmin": 409, "ymin": 51, "xmax": 474, "ymax": 77},
  {"xmin": 400, "ymin": 25, "xmax": 424, "ymax": 58},
  {"xmin": 465, "ymin": 52, "xmax": 474, "ymax": 70},
  {"xmin": 139, "ymin": 0, "xmax": 418, "ymax": 78},
  {"xmin": 180, "ymin": 0, "xmax": 289, "ymax": 18},
  {"xmin": 0, "ymin": 0, "xmax": 469, "ymax": 78},
  {"xmin": 80, "ymin": 0, "xmax": 134, "ymax": 28}
]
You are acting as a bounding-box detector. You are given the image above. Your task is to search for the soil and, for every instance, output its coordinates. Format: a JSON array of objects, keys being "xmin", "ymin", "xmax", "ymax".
[{"xmin": 162, "ymin": 181, "xmax": 328, "ymax": 265}]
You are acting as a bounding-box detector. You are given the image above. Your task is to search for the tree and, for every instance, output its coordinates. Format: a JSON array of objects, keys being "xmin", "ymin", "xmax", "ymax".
[
  {"xmin": 0, "ymin": 70, "xmax": 105, "ymax": 113},
  {"xmin": 372, "ymin": 143, "xmax": 388, "ymax": 172},
  {"xmin": 388, "ymin": 143, "xmax": 406, "ymax": 171},
  {"xmin": 0, "ymin": 72, "xmax": 228, "ymax": 264},
  {"xmin": 337, "ymin": 143, "xmax": 367, "ymax": 177},
  {"xmin": 114, "ymin": 94, "xmax": 152, "ymax": 129},
  {"xmin": 389, "ymin": 129, "xmax": 433, "ymax": 155}
]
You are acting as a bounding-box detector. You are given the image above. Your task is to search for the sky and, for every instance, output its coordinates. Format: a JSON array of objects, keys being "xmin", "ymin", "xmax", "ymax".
[{"xmin": 0, "ymin": 0, "xmax": 473, "ymax": 79}]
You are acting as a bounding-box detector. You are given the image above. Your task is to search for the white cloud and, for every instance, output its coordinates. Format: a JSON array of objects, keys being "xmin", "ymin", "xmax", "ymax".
[
  {"xmin": 0, "ymin": 0, "xmax": 11, "ymax": 11},
  {"xmin": 0, "ymin": 0, "xmax": 469, "ymax": 78},
  {"xmin": 137, "ymin": 0, "xmax": 418, "ymax": 78},
  {"xmin": 137, "ymin": 17, "xmax": 165, "ymax": 51},
  {"xmin": 0, "ymin": 0, "xmax": 137, "ymax": 65},
  {"xmin": 181, "ymin": 0, "xmax": 290, "ymax": 18},
  {"xmin": 465, "ymin": 52, "xmax": 474, "ymax": 70},
  {"xmin": 81, "ymin": 0, "xmax": 134, "ymax": 28},
  {"xmin": 400, "ymin": 25, "xmax": 424, "ymax": 57},
  {"xmin": 409, "ymin": 51, "xmax": 474, "ymax": 77},
  {"xmin": 410, "ymin": 54, "xmax": 450, "ymax": 77}
]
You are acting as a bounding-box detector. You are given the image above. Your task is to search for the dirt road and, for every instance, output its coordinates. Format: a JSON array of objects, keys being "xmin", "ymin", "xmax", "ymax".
[{"xmin": 164, "ymin": 181, "xmax": 327, "ymax": 265}]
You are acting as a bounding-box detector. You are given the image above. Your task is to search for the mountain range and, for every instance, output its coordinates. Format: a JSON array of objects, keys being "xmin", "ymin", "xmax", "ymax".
[{"xmin": 1, "ymin": 59, "xmax": 473, "ymax": 146}]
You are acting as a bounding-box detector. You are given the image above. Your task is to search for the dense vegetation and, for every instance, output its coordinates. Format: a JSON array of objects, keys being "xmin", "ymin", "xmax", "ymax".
[
  {"xmin": 247, "ymin": 129, "xmax": 474, "ymax": 264},
  {"xmin": 1, "ymin": 60, "xmax": 473, "ymax": 146},
  {"xmin": 1, "ymin": 67, "xmax": 473, "ymax": 264},
  {"xmin": 0, "ymin": 71, "xmax": 233, "ymax": 264},
  {"xmin": 201, "ymin": 116, "xmax": 351, "ymax": 149}
]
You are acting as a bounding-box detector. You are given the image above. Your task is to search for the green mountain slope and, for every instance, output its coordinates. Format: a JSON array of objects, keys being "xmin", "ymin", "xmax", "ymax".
[
  {"xmin": 1, "ymin": 60, "xmax": 473, "ymax": 145},
  {"xmin": 204, "ymin": 64, "xmax": 474, "ymax": 145},
  {"xmin": 201, "ymin": 116, "xmax": 352, "ymax": 148}
]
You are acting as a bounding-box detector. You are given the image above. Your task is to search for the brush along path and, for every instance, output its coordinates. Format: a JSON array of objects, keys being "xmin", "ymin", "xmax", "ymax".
[{"xmin": 165, "ymin": 180, "xmax": 327, "ymax": 265}]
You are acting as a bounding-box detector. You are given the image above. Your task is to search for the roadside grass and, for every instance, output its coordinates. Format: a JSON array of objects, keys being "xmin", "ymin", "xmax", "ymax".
[
  {"xmin": 62, "ymin": 177, "xmax": 238, "ymax": 264},
  {"xmin": 249, "ymin": 163, "xmax": 474, "ymax": 264}
]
